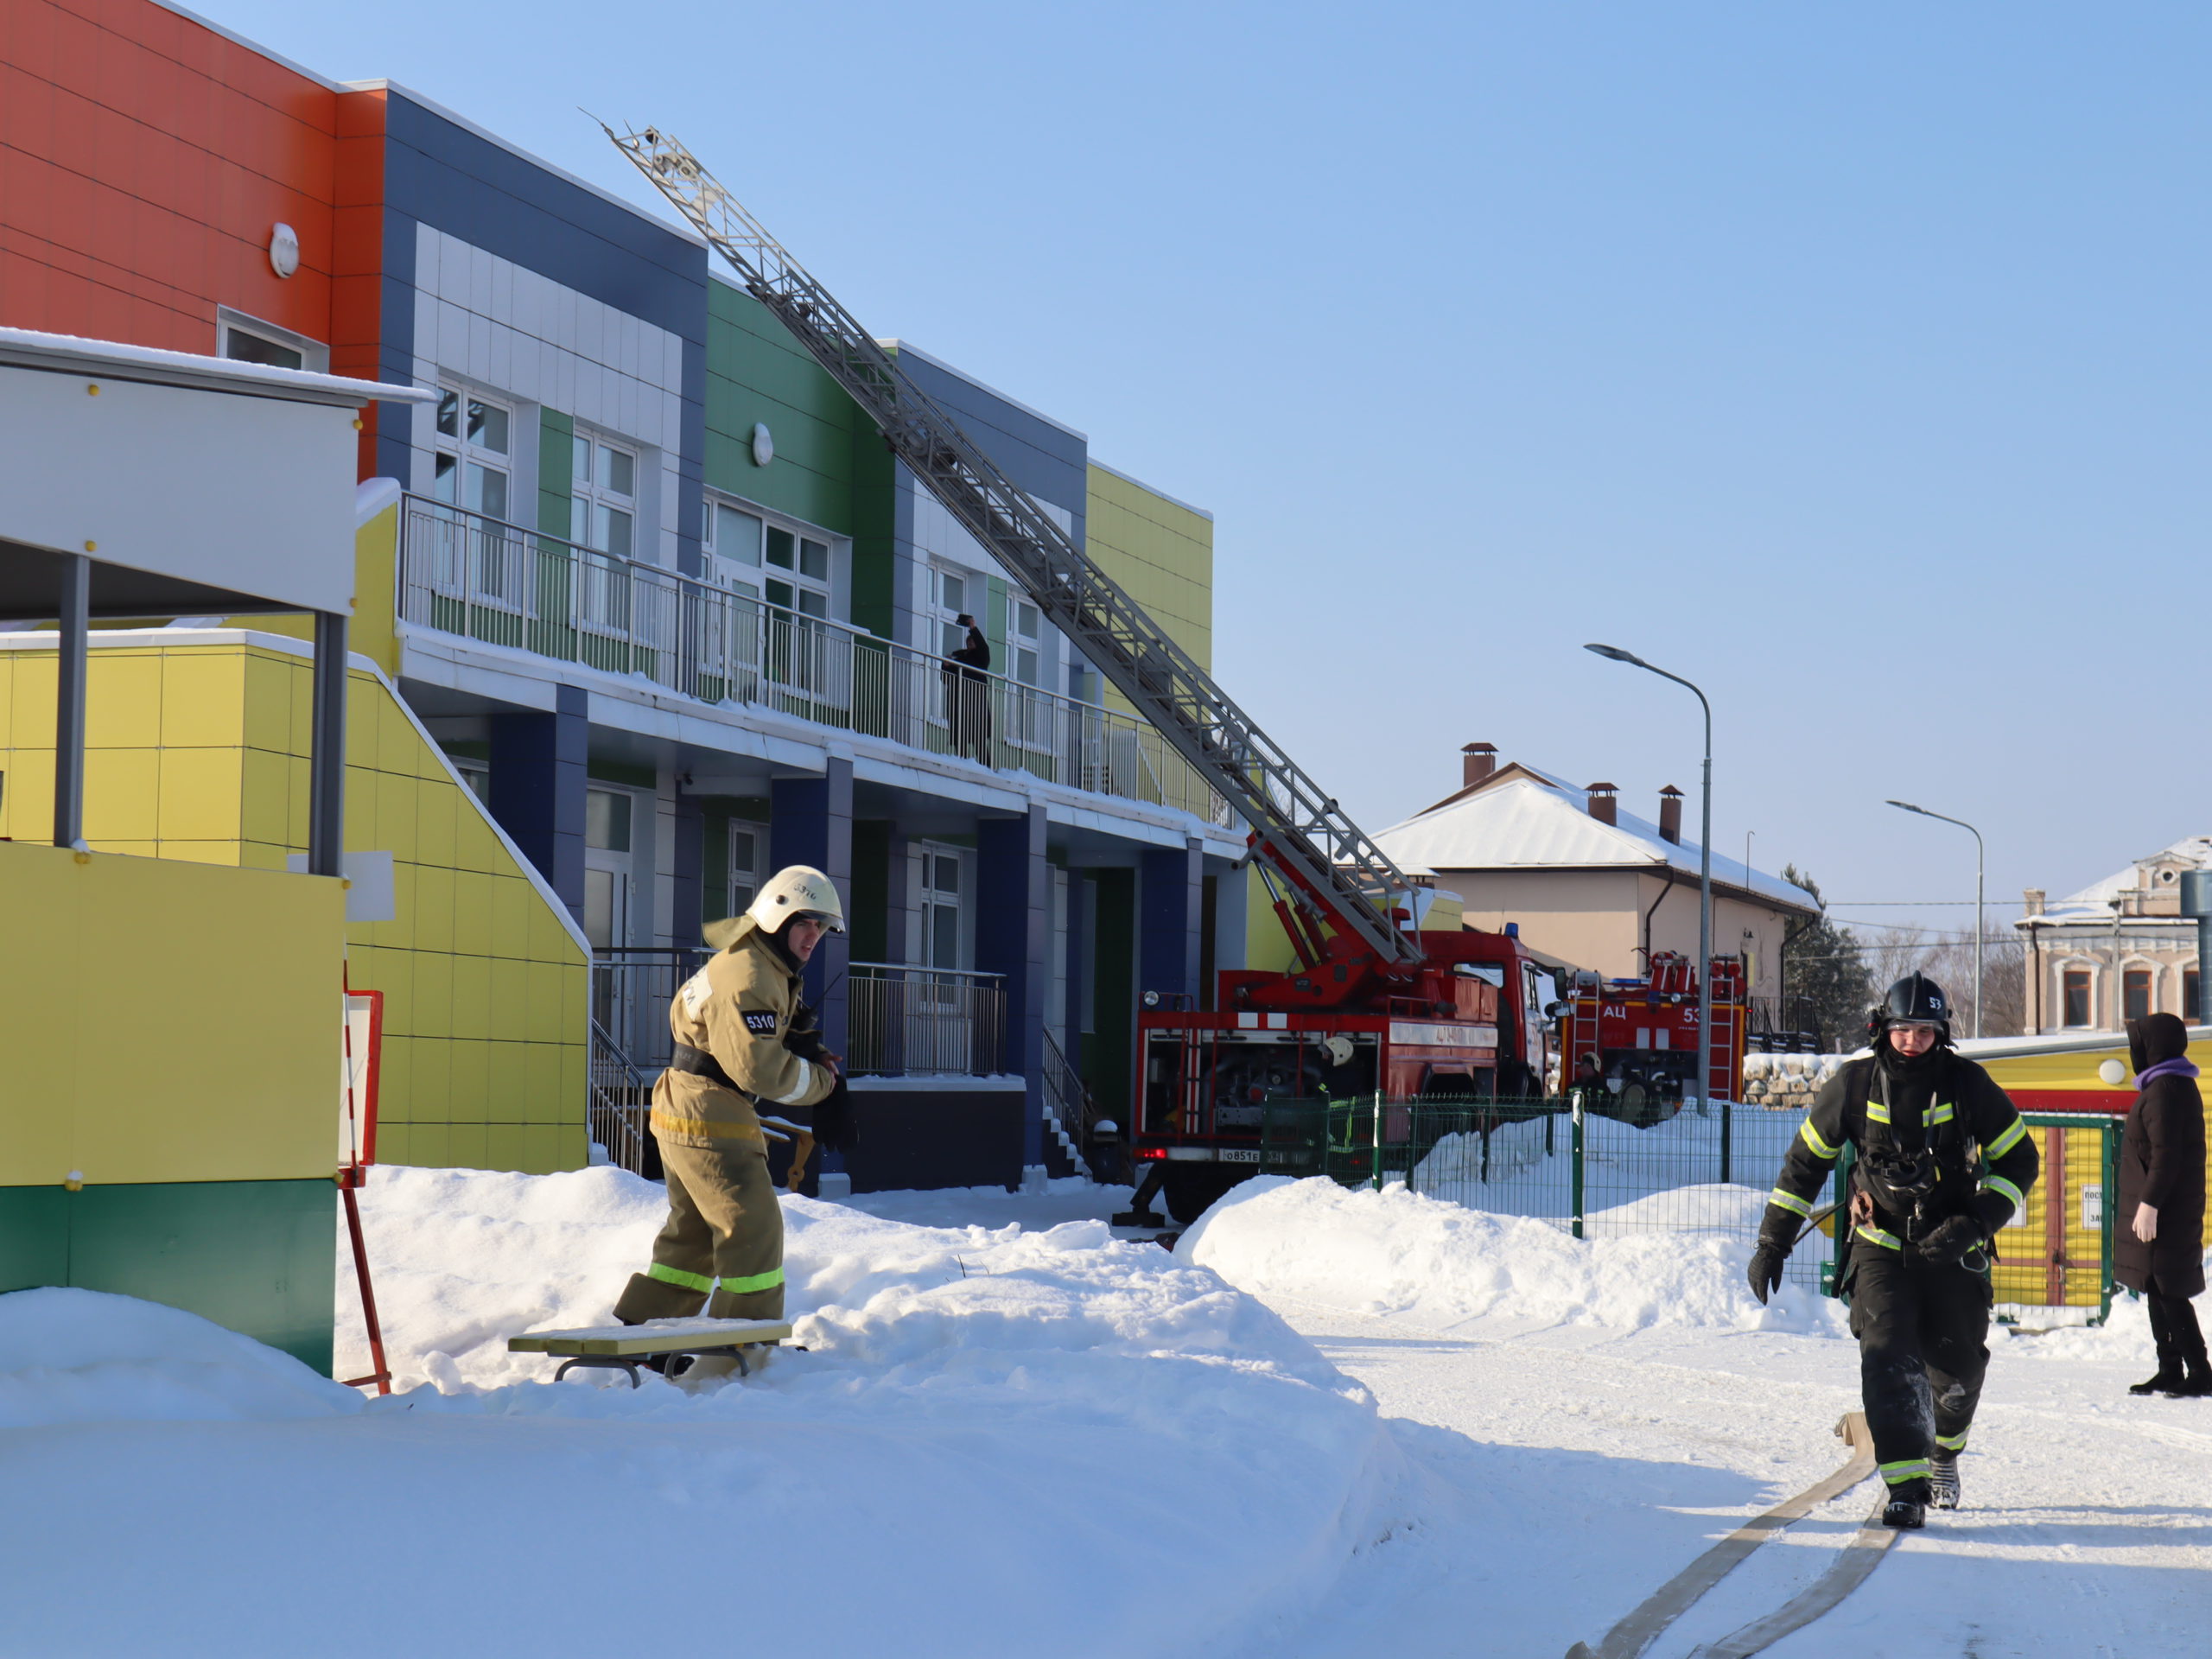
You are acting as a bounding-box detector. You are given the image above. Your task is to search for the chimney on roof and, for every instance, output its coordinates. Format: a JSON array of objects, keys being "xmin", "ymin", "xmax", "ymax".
[
  {"xmin": 2024, "ymin": 887, "xmax": 2045, "ymax": 917},
  {"xmin": 1586, "ymin": 782, "xmax": 1618, "ymax": 827},
  {"xmin": 1657, "ymin": 785, "xmax": 1683, "ymax": 845},
  {"xmin": 1462, "ymin": 742, "xmax": 1497, "ymax": 789}
]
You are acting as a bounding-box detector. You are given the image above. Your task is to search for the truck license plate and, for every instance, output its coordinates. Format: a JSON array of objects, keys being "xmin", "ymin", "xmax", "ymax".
[{"xmin": 1217, "ymin": 1148, "xmax": 1261, "ymax": 1164}]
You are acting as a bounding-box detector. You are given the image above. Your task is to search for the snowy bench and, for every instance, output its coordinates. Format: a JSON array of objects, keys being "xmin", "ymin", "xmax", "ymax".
[{"xmin": 508, "ymin": 1318, "xmax": 794, "ymax": 1388}]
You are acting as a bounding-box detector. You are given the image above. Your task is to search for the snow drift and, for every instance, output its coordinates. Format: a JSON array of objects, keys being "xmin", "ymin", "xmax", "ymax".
[
  {"xmin": 1178, "ymin": 1176, "xmax": 1843, "ymax": 1334},
  {"xmin": 0, "ymin": 1166, "xmax": 1402, "ymax": 1659},
  {"xmin": 0, "ymin": 1287, "xmax": 361, "ymax": 1429}
]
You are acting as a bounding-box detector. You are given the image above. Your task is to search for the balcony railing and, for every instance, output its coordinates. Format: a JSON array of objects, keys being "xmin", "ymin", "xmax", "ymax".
[
  {"xmin": 592, "ymin": 949, "xmax": 1007, "ymax": 1080},
  {"xmin": 847, "ymin": 963, "xmax": 1007, "ymax": 1078},
  {"xmin": 397, "ymin": 495, "xmax": 1230, "ymax": 825}
]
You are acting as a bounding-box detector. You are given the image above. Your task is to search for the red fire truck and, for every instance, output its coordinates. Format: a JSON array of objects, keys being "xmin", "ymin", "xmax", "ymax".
[
  {"xmin": 1128, "ymin": 853, "xmax": 1563, "ymax": 1222},
  {"xmin": 1556, "ymin": 952, "xmax": 1746, "ymax": 1126}
]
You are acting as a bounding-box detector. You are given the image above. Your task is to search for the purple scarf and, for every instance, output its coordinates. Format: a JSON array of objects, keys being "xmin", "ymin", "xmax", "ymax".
[{"xmin": 2136, "ymin": 1056, "xmax": 2200, "ymax": 1087}]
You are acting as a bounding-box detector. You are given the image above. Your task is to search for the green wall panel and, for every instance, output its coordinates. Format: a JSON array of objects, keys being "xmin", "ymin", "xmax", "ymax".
[
  {"xmin": 537, "ymin": 410, "xmax": 575, "ymax": 537},
  {"xmin": 0, "ymin": 1179, "xmax": 337, "ymax": 1376},
  {"xmin": 0, "ymin": 1185, "xmax": 69, "ymax": 1292},
  {"xmin": 705, "ymin": 281, "xmax": 899, "ymax": 639}
]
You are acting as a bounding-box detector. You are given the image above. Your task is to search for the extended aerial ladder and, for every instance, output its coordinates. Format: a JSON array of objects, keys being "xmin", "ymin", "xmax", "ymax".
[{"xmin": 600, "ymin": 122, "xmax": 1422, "ymax": 971}]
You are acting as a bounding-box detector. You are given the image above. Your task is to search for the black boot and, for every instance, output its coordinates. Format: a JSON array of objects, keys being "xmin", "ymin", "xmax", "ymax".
[
  {"xmin": 1883, "ymin": 1478, "xmax": 1929, "ymax": 1529},
  {"xmin": 2132, "ymin": 1363, "xmax": 2185, "ymax": 1396},
  {"xmin": 2160, "ymin": 1362, "xmax": 2212, "ymax": 1398}
]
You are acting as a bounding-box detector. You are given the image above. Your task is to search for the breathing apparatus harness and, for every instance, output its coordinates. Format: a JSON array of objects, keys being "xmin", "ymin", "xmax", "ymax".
[{"xmin": 1847, "ymin": 1055, "xmax": 1992, "ymax": 1273}]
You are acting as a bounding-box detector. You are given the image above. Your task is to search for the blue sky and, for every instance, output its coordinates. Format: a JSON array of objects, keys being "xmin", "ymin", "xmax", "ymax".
[{"xmin": 202, "ymin": 0, "xmax": 2208, "ymax": 938}]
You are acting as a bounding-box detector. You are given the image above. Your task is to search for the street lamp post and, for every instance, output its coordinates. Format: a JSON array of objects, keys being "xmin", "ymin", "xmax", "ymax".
[
  {"xmin": 1586, "ymin": 645, "xmax": 1714, "ymax": 1147},
  {"xmin": 1885, "ymin": 799, "xmax": 1985, "ymax": 1039}
]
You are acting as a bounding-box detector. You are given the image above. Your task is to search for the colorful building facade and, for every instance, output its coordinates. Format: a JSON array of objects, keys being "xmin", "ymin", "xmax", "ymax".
[{"xmin": 1, "ymin": 0, "xmax": 1243, "ymax": 1187}]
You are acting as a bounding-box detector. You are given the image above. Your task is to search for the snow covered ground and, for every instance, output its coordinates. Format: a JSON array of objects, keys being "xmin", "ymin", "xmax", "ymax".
[
  {"xmin": 0, "ymin": 1167, "xmax": 1391, "ymax": 1658},
  {"xmin": 2, "ymin": 1166, "xmax": 2208, "ymax": 1656},
  {"xmin": 1185, "ymin": 1178, "xmax": 2212, "ymax": 1659}
]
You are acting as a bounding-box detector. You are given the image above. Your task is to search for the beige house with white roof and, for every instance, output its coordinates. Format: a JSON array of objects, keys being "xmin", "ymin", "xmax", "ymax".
[
  {"xmin": 2017, "ymin": 836, "xmax": 2212, "ymax": 1033},
  {"xmin": 1374, "ymin": 743, "xmax": 1821, "ymax": 1004}
]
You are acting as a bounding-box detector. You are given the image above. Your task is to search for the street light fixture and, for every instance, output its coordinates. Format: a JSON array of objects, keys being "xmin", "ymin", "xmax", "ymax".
[
  {"xmin": 1586, "ymin": 644, "xmax": 1714, "ymax": 1132},
  {"xmin": 1885, "ymin": 799, "xmax": 1985, "ymax": 1040}
]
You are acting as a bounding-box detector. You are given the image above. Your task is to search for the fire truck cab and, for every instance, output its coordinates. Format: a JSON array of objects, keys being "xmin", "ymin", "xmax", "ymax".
[{"xmin": 1132, "ymin": 926, "xmax": 1560, "ymax": 1222}]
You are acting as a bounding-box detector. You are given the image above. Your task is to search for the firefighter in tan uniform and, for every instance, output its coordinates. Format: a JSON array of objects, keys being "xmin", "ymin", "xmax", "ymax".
[{"xmin": 613, "ymin": 866, "xmax": 851, "ymax": 1330}]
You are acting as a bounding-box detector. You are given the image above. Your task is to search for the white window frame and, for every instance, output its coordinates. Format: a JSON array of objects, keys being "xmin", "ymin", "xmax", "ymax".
[
  {"xmin": 915, "ymin": 842, "xmax": 969, "ymax": 975},
  {"xmin": 217, "ymin": 307, "xmax": 328, "ymax": 373},
  {"xmin": 583, "ymin": 785, "xmax": 639, "ymax": 951},
  {"xmin": 571, "ymin": 429, "xmax": 639, "ymax": 561},
  {"xmin": 432, "ymin": 384, "xmax": 516, "ymax": 522},
  {"xmin": 1009, "ymin": 597, "xmax": 1043, "ymax": 688},
  {"xmin": 726, "ymin": 819, "xmax": 766, "ymax": 917},
  {"xmin": 702, "ymin": 498, "xmax": 766, "ymax": 600},
  {"xmin": 925, "ymin": 565, "xmax": 983, "ymax": 661}
]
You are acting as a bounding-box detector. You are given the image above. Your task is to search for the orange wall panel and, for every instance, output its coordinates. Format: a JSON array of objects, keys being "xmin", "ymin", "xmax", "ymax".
[{"xmin": 1, "ymin": 0, "xmax": 343, "ymax": 358}]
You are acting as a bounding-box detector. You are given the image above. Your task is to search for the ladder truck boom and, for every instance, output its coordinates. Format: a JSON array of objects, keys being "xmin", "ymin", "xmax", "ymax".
[{"xmin": 600, "ymin": 120, "xmax": 1422, "ymax": 969}]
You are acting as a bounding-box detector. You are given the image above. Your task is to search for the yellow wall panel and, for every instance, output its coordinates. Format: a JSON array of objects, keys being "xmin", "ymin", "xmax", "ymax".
[
  {"xmin": 0, "ymin": 747, "xmax": 52, "ymax": 840},
  {"xmin": 86, "ymin": 654, "xmax": 162, "ymax": 748},
  {"xmin": 414, "ymin": 784, "xmax": 456, "ymax": 871},
  {"xmin": 448, "ymin": 1039, "xmax": 490, "ymax": 1117},
  {"xmin": 0, "ymin": 843, "xmax": 342, "ymax": 1186},
  {"xmin": 84, "ymin": 748, "xmax": 160, "ymax": 840},
  {"xmin": 239, "ymin": 747, "xmax": 297, "ymax": 847},
  {"xmin": 160, "ymin": 652, "xmax": 245, "ymax": 747},
  {"xmin": 374, "ymin": 771, "xmax": 419, "ymax": 861},
  {"xmin": 7, "ymin": 655, "xmax": 57, "ymax": 748},
  {"xmin": 406, "ymin": 1040, "xmax": 449, "ymax": 1120},
  {"xmin": 2, "ymin": 635, "xmax": 589, "ymax": 1178},
  {"xmin": 410, "ymin": 951, "xmax": 453, "ymax": 1038},
  {"xmin": 240, "ymin": 652, "xmax": 299, "ymax": 756},
  {"xmin": 156, "ymin": 747, "xmax": 244, "ymax": 841},
  {"xmin": 450, "ymin": 874, "xmax": 493, "ymax": 958},
  {"xmin": 447, "ymin": 1123, "xmax": 489, "ymax": 1170},
  {"xmin": 412, "ymin": 863, "xmax": 455, "ymax": 953},
  {"xmin": 490, "ymin": 877, "xmax": 530, "ymax": 956},
  {"xmin": 489, "ymin": 957, "xmax": 527, "ymax": 1036}
]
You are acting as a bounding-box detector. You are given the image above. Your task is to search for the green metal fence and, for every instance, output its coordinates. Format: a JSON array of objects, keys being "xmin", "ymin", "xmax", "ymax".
[{"xmin": 1255, "ymin": 1097, "xmax": 2120, "ymax": 1315}]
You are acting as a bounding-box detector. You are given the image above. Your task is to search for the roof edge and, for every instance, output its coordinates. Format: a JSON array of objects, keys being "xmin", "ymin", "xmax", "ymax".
[
  {"xmin": 346, "ymin": 83, "xmax": 709, "ymax": 253},
  {"xmin": 877, "ymin": 339, "xmax": 1088, "ymax": 443},
  {"xmin": 1088, "ymin": 458, "xmax": 1213, "ymax": 523}
]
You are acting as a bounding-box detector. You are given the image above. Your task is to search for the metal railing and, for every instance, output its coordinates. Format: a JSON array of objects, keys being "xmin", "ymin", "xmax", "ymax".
[
  {"xmin": 1041, "ymin": 1026, "xmax": 1095, "ymax": 1179},
  {"xmin": 591, "ymin": 946, "xmax": 709, "ymax": 1074},
  {"xmin": 588, "ymin": 1016, "xmax": 657, "ymax": 1176},
  {"xmin": 846, "ymin": 963, "xmax": 1007, "ymax": 1077},
  {"xmin": 1251, "ymin": 1098, "xmax": 2121, "ymax": 1315},
  {"xmin": 397, "ymin": 495, "xmax": 1229, "ymax": 823},
  {"xmin": 592, "ymin": 947, "xmax": 1007, "ymax": 1079}
]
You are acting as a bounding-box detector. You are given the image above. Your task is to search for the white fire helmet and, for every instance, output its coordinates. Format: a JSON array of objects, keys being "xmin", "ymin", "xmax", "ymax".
[{"xmin": 744, "ymin": 864, "xmax": 846, "ymax": 936}]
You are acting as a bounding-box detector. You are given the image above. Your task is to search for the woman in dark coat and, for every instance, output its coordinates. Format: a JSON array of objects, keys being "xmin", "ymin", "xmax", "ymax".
[{"xmin": 2117, "ymin": 1013, "xmax": 2208, "ymax": 1397}]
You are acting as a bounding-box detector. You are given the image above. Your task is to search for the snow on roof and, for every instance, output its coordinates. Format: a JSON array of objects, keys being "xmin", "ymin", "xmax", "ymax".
[
  {"xmin": 2031, "ymin": 833, "xmax": 2212, "ymax": 923},
  {"xmin": 0, "ymin": 328, "xmax": 435, "ymax": 407},
  {"xmin": 1376, "ymin": 773, "xmax": 1821, "ymax": 914}
]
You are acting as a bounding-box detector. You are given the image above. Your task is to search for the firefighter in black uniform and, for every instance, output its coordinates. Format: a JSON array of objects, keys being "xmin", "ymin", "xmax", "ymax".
[{"xmin": 1747, "ymin": 973, "xmax": 2040, "ymax": 1530}]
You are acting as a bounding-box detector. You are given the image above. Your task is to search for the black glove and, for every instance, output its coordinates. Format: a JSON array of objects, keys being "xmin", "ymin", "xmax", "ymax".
[
  {"xmin": 811, "ymin": 1074, "xmax": 856, "ymax": 1154},
  {"xmin": 783, "ymin": 1001, "xmax": 829, "ymax": 1063},
  {"xmin": 1747, "ymin": 1242, "xmax": 1789, "ymax": 1305},
  {"xmin": 1917, "ymin": 1215, "xmax": 1985, "ymax": 1268}
]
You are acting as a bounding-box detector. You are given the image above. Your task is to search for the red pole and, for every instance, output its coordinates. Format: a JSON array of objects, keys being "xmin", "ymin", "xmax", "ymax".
[{"xmin": 340, "ymin": 1171, "xmax": 391, "ymax": 1395}]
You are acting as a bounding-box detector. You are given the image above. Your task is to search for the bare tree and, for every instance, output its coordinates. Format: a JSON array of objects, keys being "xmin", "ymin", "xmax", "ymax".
[{"xmin": 1856, "ymin": 922, "xmax": 2028, "ymax": 1039}]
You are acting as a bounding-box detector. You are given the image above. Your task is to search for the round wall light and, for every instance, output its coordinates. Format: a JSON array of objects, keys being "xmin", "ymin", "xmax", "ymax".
[
  {"xmin": 751, "ymin": 422, "xmax": 774, "ymax": 466},
  {"xmin": 269, "ymin": 223, "xmax": 301, "ymax": 278}
]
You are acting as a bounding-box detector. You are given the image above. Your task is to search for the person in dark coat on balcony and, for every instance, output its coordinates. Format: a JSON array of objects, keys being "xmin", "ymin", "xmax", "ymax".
[
  {"xmin": 2117, "ymin": 1012, "xmax": 2209, "ymax": 1397},
  {"xmin": 941, "ymin": 612, "xmax": 993, "ymax": 764}
]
